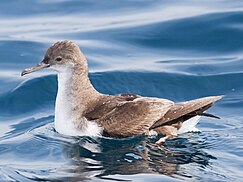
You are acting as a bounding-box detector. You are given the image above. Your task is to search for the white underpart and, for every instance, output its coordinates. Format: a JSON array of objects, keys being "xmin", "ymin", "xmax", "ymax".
[
  {"xmin": 177, "ymin": 116, "xmax": 201, "ymax": 134},
  {"xmin": 52, "ymin": 64, "xmax": 102, "ymax": 137}
]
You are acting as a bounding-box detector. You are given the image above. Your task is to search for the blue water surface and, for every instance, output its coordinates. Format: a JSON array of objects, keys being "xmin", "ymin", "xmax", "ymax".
[{"xmin": 0, "ymin": 0, "xmax": 243, "ymax": 181}]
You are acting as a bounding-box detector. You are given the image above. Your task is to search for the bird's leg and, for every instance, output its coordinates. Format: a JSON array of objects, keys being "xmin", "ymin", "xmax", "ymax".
[
  {"xmin": 154, "ymin": 125, "xmax": 178, "ymax": 145},
  {"xmin": 155, "ymin": 135, "xmax": 169, "ymax": 144},
  {"xmin": 155, "ymin": 134, "xmax": 177, "ymax": 145}
]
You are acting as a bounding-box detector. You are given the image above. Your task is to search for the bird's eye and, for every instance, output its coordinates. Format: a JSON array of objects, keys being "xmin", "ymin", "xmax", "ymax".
[{"xmin": 55, "ymin": 56, "xmax": 62, "ymax": 62}]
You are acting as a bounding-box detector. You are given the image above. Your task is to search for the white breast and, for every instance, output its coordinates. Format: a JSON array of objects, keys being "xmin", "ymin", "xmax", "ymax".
[{"xmin": 53, "ymin": 66, "xmax": 102, "ymax": 137}]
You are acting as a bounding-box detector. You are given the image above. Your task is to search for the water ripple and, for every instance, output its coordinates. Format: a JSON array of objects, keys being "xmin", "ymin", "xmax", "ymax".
[{"xmin": 1, "ymin": 0, "xmax": 243, "ymax": 181}]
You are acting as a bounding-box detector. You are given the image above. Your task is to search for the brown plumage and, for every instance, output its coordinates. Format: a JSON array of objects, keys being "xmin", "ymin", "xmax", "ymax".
[
  {"xmin": 84, "ymin": 94, "xmax": 222, "ymax": 142},
  {"xmin": 21, "ymin": 40, "xmax": 223, "ymax": 144}
]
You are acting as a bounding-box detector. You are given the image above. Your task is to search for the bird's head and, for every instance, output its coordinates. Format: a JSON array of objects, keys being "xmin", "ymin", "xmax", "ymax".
[{"xmin": 21, "ymin": 40, "xmax": 87, "ymax": 76}]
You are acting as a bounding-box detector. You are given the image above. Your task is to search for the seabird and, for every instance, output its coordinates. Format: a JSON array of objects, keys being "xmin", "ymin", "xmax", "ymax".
[{"xmin": 21, "ymin": 40, "xmax": 222, "ymax": 144}]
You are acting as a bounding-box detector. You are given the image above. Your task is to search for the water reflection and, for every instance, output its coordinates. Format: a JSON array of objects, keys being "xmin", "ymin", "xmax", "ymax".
[
  {"xmin": 0, "ymin": 116, "xmax": 223, "ymax": 181},
  {"xmin": 60, "ymin": 132, "xmax": 216, "ymax": 181}
]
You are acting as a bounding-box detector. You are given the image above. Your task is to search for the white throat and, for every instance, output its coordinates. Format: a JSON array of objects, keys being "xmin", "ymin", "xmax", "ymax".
[{"xmin": 53, "ymin": 65, "xmax": 102, "ymax": 137}]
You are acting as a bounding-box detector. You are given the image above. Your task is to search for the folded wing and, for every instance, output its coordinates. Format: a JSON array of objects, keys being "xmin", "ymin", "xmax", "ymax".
[
  {"xmin": 85, "ymin": 95, "xmax": 174, "ymax": 137},
  {"xmin": 150, "ymin": 96, "xmax": 223, "ymax": 129}
]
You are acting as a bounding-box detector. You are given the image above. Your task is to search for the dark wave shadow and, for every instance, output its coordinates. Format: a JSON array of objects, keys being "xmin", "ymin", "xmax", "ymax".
[
  {"xmin": 58, "ymin": 134, "xmax": 217, "ymax": 181},
  {"xmin": 1, "ymin": 70, "xmax": 239, "ymax": 117},
  {"xmin": 0, "ymin": 75, "xmax": 57, "ymax": 116},
  {"xmin": 57, "ymin": 11, "xmax": 243, "ymax": 55}
]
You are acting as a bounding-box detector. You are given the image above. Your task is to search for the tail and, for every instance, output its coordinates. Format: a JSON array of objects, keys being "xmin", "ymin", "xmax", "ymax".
[
  {"xmin": 177, "ymin": 115, "xmax": 201, "ymax": 134},
  {"xmin": 176, "ymin": 111, "xmax": 220, "ymax": 134},
  {"xmin": 151, "ymin": 95, "xmax": 223, "ymax": 130}
]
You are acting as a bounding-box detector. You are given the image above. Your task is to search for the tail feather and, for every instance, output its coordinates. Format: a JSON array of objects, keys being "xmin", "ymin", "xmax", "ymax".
[
  {"xmin": 151, "ymin": 95, "xmax": 223, "ymax": 130},
  {"xmin": 197, "ymin": 112, "xmax": 220, "ymax": 119},
  {"xmin": 177, "ymin": 116, "xmax": 201, "ymax": 134}
]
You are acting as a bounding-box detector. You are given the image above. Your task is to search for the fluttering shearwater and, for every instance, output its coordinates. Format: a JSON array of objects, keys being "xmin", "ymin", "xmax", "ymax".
[{"xmin": 21, "ymin": 40, "xmax": 222, "ymax": 144}]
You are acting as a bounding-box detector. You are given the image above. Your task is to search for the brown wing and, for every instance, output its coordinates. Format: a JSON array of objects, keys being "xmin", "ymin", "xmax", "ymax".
[
  {"xmin": 84, "ymin": 94, "xmax": 141, "ymax": 120},
  {"xmin": 85, "ymin": 96, "xmax": 174, "ymax": 138},
  {"xmin": 150, "ymin": 96, "xmax": 223, "ymax": 129}
]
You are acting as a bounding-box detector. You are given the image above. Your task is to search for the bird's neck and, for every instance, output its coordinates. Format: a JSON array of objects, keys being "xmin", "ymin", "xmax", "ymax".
[{"xmin": 54, "ymin": 66, "xmax": 102, "ymax": 136}]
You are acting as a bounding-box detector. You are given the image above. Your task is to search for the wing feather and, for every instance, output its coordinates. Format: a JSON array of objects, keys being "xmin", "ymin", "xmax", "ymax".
[
  {"xmin": 86, "ymin": 96, "xmax": 174, "ymax": 137},
  {"xmin": 151, "ymin": 96, "xmax": 223, "ymax": 129}
]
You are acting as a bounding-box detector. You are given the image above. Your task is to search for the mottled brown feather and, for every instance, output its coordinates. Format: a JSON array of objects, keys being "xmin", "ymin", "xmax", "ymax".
[
  {"xmin": 83, "ymin": 95, "xmax": 222, "ymax": 137},
  {"xmin": 85, "ymin": 95, "xmax": 174, "ymax": 137},
  {"xmin": 150, "ymin": 96, "xmax": 223, "ymax": 129},
  {"xmin": 84, "ymin": 94, "xmax": 141, "ymax": 120}
]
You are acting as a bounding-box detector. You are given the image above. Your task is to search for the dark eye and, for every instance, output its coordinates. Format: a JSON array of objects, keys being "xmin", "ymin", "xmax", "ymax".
[{"xmin": 55, "ymin": 56, "xmax": 62, "ymax": 62}]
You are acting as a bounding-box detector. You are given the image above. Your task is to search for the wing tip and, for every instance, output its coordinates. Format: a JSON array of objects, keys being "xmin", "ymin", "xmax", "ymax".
[
  {"xmin": 208, "ymin": 95, "xmax": 224, "ymax": 103},
  {"xmin": 188, "ymin": 95, "xmax": 223, "ymax": 106}
]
